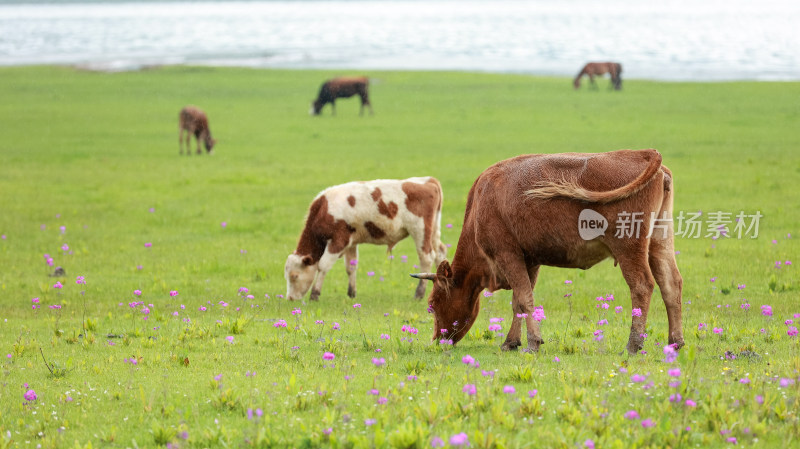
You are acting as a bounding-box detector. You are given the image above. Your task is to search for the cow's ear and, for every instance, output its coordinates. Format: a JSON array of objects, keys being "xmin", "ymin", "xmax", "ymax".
[
  {"xmin": 436, "ymin": 260, "xmax": 453, "ymax": 280},
  {"xmin": 301, "ymin": 255, "xmax": 314, "ymax": 266}
]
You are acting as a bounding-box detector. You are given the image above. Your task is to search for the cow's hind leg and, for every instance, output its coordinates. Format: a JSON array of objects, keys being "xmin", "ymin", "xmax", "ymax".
[
  {"xmin": 617, "ymin": 250, "xmax": 656, "ymax": 355},
  {"xmin": 344, "ymin": 246, "xmax": 358, "ymax": 298},
  {"xmin": 649, "ymin": 233, "xmax": 684, "ymax": 349},
  {"xmin": 410, "ymin": 228, "xmax": 436, "ymax": 300}
]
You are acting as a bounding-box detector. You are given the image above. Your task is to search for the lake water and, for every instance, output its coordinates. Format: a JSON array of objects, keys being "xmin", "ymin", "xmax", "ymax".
[{"xmin": 1, "ymin": 0, "xmax": 798, "ymax": 80}]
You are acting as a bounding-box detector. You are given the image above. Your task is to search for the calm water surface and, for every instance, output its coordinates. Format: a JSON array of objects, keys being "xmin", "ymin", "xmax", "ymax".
[{"xmin": 1, "ymin": 0, "xmax": 798, "ymax": 80}]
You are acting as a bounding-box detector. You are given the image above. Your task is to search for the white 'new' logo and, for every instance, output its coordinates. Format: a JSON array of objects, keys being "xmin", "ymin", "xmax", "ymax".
[{"xmin": 578, "ymin": 209, "xmax": 608, "ymax": 240}]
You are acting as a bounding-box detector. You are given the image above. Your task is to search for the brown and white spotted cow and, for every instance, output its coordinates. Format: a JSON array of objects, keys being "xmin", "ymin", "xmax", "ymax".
[
  {"xmin": 285, "ymin": 177, "xmax": 447, "ymax": 301},
  {"xmin": 179, "ymin": 106, "xmax": 216, "ymax": 155}
]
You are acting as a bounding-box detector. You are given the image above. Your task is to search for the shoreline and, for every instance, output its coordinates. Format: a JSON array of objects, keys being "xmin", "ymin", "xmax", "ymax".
[{"xmin": 3, "ymin": 60, "xmax": 798, "ymax": 83}]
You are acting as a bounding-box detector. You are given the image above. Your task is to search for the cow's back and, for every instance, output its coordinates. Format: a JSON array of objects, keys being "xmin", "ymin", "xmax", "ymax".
[
  {"xmin": 320, "ymin": 177, "xmax": 437, "ymax": 246},
  {"xmin": 468, "ymin": 150, "xmax": 667, "ymax": 268},
  {"xmin": 179, "ymin": 106, "xmax": 207, "ymax": 133}
]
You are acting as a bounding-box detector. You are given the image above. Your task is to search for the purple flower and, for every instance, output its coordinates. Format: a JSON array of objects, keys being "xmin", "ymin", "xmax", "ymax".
[
  {"xmin": 631, "ymin": 374, "xmax": 647, "ymax": 383},
  {"xmin": 624, "ymin": 410, "xmax": 640, "ymax": 420},
  {"xmin": 225, "ymin": 336, "xmax": 234, "ymax": 344},
  {"xmin": 488, "ymin": 324, "xmax": 502, "ymax": 332},
  {"xmin": 24, "ymin": 389, "xmax": 38, "ymax": 401},
  {"xmin": 372, "ymin": 357, "xmax": 386, "ymax": 367},
  {"xmin": 713, "ymin": 327, "xmax": 723, "ymax": 334},
  {"xmin": 761, "ymin": 305, "xmax": 773, "ymax": 316},
  {"xmin": 685, "ymin": 399, "xmax": 697, "ymax": 407},
  {"xmin": 788, "ymin": 326, "xmax": 799, "ymax": 337},
  {"xmin": 668, "ymin": 368, "xmax": 681, "ymax": 377},
  {"xmin": 353, "ymin": 303, "xmax": 361, "ymax": 309},
  {"xmin": 449, "ymin": 432, "xmax": 470, "ymax": 447},
  {"xmin": 462, "ymin": 355, "xmax": 476, "ymax": 366},
  {"xmin": 632, "ymin": 308, "xmax": 642, "ymax": 317},
  {"xmin": 274, "ymin": 319, "xmax": 287, "ymax": 328},
  {"xmin": 584, "ymin": 439, "xmax": 595, "ymax": 449},
  {"xmin": 169, "ymin": 290, "xmax": 178, "ymax": 297},
  {"xmin": 462, "ymin": 384, "xmax": 476, "ymax": 395},
  {"xmin": 431, "ymin": 436, "xmax": 445, "ymax": 448},
  {"xmin": 641, "ymin": 418, "xmax": 655, "ymax": 428},
  {"xmin": 53, "ymin": 281, "xmax": 63, "ymax": 289},
  {"xmin": 364, "ymin": 419, "xmax": 376, "ymax": 426},
  {"xmin": 528, "ymin": 389, "xmax": 538, "ymax": 398},
  {"xmin": 75, "ymin": 276, "xmax": 85, "ymax": 285},
  {"xmin": 532, "ymin": 306, "xmax": 546, "ymax": 322},
  {"xmin": 503, "ymin": 385, "xmax": 516, "ymax": 394}
]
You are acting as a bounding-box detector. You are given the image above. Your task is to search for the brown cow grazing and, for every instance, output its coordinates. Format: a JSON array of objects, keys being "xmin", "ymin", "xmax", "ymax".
[
  {"xmin": 285, "ymin": 177, "xmax": 447, "ymax": 301},
  {"xmin": 310, "ymin": 76, "xmax": 373, "ymax": 116},
  {"xmin": 412, "ymin": 149, "xmax": 683, "ymax": 355},
  {"xmin": 574, "ymin": 62, "xmax": 623, "ymax": 90},
  {"xmin": 179, "ymin": 106, "xmax": 216, "ymax": 155}
]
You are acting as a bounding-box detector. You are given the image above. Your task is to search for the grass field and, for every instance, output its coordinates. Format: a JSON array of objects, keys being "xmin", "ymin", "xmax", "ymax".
[{"xmin": 1, "ymin": 65, "xmax": 799, "ymax": 448}]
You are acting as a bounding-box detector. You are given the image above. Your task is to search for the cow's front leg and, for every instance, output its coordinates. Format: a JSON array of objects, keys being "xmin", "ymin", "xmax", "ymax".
[
  {"xmin": 311, "ymin": 249, "xmax": 339, "ymax": 301},
  {"xmin": 344, "ymin": 246, "xmax": 358, "ymax": 298},
  {"xmin": 310, "ymin": 271, "xmax": 326, "ymax": 301},
  {"xmin": 493, "ymin": 252, "xmax": 541, "ymax": 352},
  {"xmin": 617, "ymin": 251, "xmax": 656, "ymax": 354}
]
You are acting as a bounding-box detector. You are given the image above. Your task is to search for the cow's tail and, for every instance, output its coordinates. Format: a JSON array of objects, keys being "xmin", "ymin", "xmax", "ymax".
[
  {"xmin": 430, "ymin": 177, "xmax": 447, "ymax": 262},
  {"xmin": 525, "ymin": 149, "xmax": 662, "ymax": 204}
]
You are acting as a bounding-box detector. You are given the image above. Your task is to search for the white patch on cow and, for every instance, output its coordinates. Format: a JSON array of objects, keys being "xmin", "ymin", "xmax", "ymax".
[{"xmin": 284, "ymin": 253, "xmax": 318, "ymax": 300}]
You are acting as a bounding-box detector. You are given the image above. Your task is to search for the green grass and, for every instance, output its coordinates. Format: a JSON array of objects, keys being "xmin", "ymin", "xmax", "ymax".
[{"xmin": 1, "ymin": 65, "xmax": 799, "ymax": 448}]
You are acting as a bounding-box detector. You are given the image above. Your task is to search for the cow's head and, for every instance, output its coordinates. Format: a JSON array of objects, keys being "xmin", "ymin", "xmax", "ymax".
[
  {"xmin": 308, "ymin": 100, "xmax": 325, "ymax": 115},
  {"xmin": 284, "ymin": 253, "xmax": 317, "ymax": 300},
  {"xmin": 204, "ymin": 138, "xmax": 217, "ymax": 153},
  {"xmin": 412, "ymin": 260, "xmax": 479, "ymax": 345}
]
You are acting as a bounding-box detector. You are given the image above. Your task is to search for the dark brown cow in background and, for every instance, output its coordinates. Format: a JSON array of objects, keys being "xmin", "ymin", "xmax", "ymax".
[
  {"xmin": 310, "ymin": 76, "xmax": 373, "ymax": 116},
  {"xmin": 413, "ymin": 149, "xmax": 683, "ymax": 355},
  {"xmin": 179, "ymin": 106, "xmax": 216, "ymax": 155},
  {"xmin": 574, "ymin": 62, "xmax": 623, "ymax": 90}
]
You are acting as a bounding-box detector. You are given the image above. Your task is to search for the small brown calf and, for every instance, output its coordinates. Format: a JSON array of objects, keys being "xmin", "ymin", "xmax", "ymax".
[{"xmin": 179, "ymin": 106, "xmax": 216, "ymax": 155}]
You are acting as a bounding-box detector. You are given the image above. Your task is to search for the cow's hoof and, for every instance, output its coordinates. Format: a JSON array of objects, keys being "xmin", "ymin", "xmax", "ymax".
[
  {"xmin": 526, "ymin": 338, "xmax": 543, "ymax": 352},
  {"xmin": 626, "ymin": 342, "xmax": 643, "ymax": 355},
  {"xmin": 501, "ymin": 341, "xmax": 521, "ymax": 351},
  {"xmin": 310, "ymin": 290, "xmax": 320, "ymax": 301},
  {"xmin": 668, "ymin": 337, "xmax": 685, "ymax": 350},
  {"xmin": 347, "ymin": 286, "xmax": 356, "ymax": 298}
]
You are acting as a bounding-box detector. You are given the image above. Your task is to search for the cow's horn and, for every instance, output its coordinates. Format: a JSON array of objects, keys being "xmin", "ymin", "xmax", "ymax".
[{"xmin": 410, "ymin": 273, "xmax": 437, "ymax": 281}]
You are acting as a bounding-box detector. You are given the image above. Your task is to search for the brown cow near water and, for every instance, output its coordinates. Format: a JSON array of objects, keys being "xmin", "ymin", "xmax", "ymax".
[
  {"xmin": 574, "ymin": 62, "xmax": 623, "ymax": 90},
  {"xmin": 310, "ymin": 76, "xmax": 373, "ymax": 116},
  {"xmin": 285, "ymin": 177, "xmax": 447, "ymax": 301},
  {"xmin": 412, "ymin": 149, "xmax": 683, "ymax": 355},
  {"xmin": 179, "ymin": 106, "xmax": 216, "ymax": 155}
]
